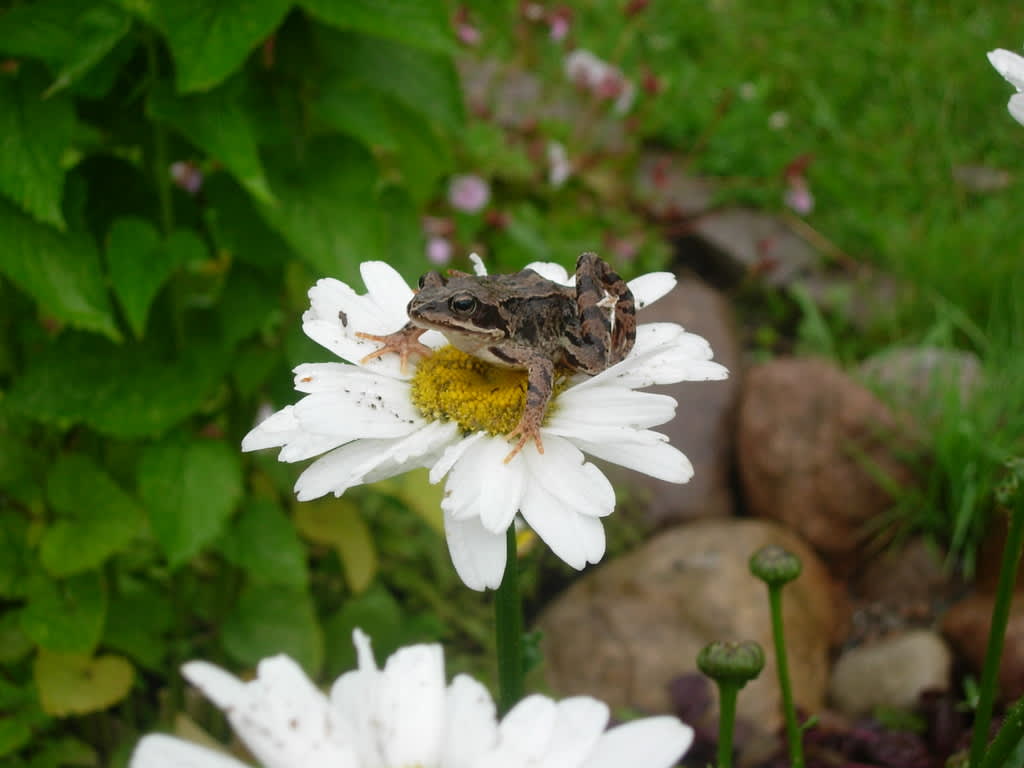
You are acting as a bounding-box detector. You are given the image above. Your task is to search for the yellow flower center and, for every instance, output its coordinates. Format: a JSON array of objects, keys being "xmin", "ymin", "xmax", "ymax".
[{"xmin": 410, "ymin": 347, "xmax": 564, "ymax": 435}]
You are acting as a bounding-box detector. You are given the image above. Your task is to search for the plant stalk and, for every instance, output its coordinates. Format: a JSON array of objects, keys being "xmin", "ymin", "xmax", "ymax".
[
  {"xmin": 716, "ymin": 680, "xmax": 739, "ymax": 768},
  {"xmin": 768, "ymin": 585, "xmax": 805, "ymax": 768},
  {"xmin": 495, "ymin": 525, "xmax": 524, "ymax": 714}
]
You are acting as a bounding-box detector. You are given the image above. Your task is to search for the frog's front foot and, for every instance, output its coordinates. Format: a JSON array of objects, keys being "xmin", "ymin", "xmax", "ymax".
[
  {"xmin": 356, "ymin": 325, "xmax": 431, "ymax": 372},
  {"xmin": 503, "ymin": 416, "xmax": 545, "ymax": 464}
]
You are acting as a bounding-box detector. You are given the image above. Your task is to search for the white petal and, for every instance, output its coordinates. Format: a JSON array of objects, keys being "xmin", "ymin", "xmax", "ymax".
[
  {"xmin": 538, "ymin": 697, "xmax": 610, "ymax": 768},
  {"xmin": 377, "ymin": 643, "xmax": 447, "ymax": 768},
  {"xmin": 1010, "ymin": 93, "xmax": 1024, "ymax": 126},
  {"xmin": 429, "ymin": 431, "xmax": 486, "ymax": 484},
  {"xmin": 292, "ymin": 386, "xmax": 421, "ymax": 441},
  {"xmin": 522, "ymin": 436, "xmax": 615, "ymax": 518},
  {"xmin": 442, "ymin": 435, "xmax": 525, "ymax": 532},
  {"xmin": 443, "ymin": 512, "xmax": 507, "ymax": 591},
  {"xmin": 551, "ymin": 387, "xmax": 678, "ymax": 432},
  {"xmin": 360, "ymin": 261, "xmax": 415, "ymax": 317},
  {"xmin": 989, "ymin": 48, "xmax": 1024, "ymax": 91},
  {"xmin": 580, "ymin": 325, "xmax": 728, "ymax": 390},
  {"xmin": 183, "ymin": 656, "xmax": 351, "ymax": 768},
  {"xmin": 294, "ymin": 420, "xmax": 458, "ymax": 501},
  {"xmin": 470, "ymin": 252, "xmax": 488, "ymax": 276},
  {"xmin": 442, "ymin": 675, "xmax": 499, "ymax": 768},
  {"xmin": 329, "ymin": 636, "xmax": 383, "ymax": 768},
  {"xmin": 241, "ymin": 405, "xmax": 301, "ymax": 452},
  {"xmin": 571, "ymin": 436, "xmax": 694, "ymax": 483},
  {"xmin": 582, "ymin": 717, "xmax": 694, "ymax": 768},
  {"xmin": 524, "ymin": 261, "xmax": 571, "ymax": 285},
  {"xmin": 130, "ymin": 734, "xmax": 252, "ymax": 768},
  {"xmin": 496, "ymin": 695, "xmax": 559, "ymax": 760},
  {"xmin": 628, "ymin": 272, "xmax": 676, "ymax": 310}
]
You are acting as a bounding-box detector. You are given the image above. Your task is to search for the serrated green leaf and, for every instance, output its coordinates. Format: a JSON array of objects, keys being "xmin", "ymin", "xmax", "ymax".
[
  {"xmin": 222, "ymin": 585, "xmax": 322, "ymax": 675},
  {"xmin": 40, "ymin": 454, "xmax": 143, "ymax": 577},
  {"xmin": 257, "ymin": 137, "xmax": 381, "ymax": 279},
  {"xmin": 102, "ymin": 583, "xmax": 172, "ymax": 670},
  {"xmin": 293, "ymin": 498, "xmax": 377, "ymax": 593},
  {"xmin": 300, "ymin": 0, "xmax": 452, "ymax": 54},
  {"xmin": 378, "ymin": 186, "xmax": 426, "ymax": 281},
  {"xmin": 0, "ymin": 69, "xmax": 74, "ymax": 229},
  {"xmin": 147, "ymin": 80, "xmax": 274, "ymax": 204},
  {"xmin": 138, "ymin": 435, "xmax": 243, "ymax": 567},
  {"xmin": 218, "ymin": 267, "xmax": 278, "ymax": 348},
  {"xmin": 220, "ymin": 499, "xmax": 308, "ymax": 587},
  {"xmin": 153, "ymin": 0, "xmax": 291, "ymax": 92},
  {"xmin": 0, "ymin": 0, "xmax": 131, "ymax": 96},
  {"xmin": 0, "ymin": 200, "xmax": 119, "ymax": 340},
  {"xmin": 0, "ymin": 402, "xmax": 48, "ymax": 506},
  {"xmin": 8, "ymin": 333, "xmax": 225, "ymax": 438},
  {"xmin": 104, "ymin": 217, "xmax": 201, "ymax": 338},
  {"xmin": 34, "ymin": 649, "xmax": 134, "ymax": 717},
  {"xmin": 203, "ymin": 174, "xmax": 294, "ymax": 273},
  {"xmin": 316, "ymin": 27, "xmax": 463, "ymax": 133},
  {"xmin": 21, "ymin": 570, "xmax": 106, "ymax": 654}
]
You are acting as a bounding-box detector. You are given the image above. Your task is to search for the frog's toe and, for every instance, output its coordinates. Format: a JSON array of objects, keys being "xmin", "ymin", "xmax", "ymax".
[{"xmin": 503, "ymin": 421, "xmax": 544, "ymax": 464}]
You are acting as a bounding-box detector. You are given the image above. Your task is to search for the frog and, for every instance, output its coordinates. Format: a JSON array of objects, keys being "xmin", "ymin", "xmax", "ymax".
[{"xmin": 357, "ymin": 252, "xmax": 636, "ymax": 462}]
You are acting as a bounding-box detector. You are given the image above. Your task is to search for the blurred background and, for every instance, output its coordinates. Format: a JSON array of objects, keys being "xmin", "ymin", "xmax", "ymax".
[{"xmin": 1, "ymin": 1, "xmax": 1023, "ymax": 765}]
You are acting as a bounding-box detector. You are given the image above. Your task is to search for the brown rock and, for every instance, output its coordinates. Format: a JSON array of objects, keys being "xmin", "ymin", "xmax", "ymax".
[
  {"xmin": 613, "ymin": 274, "xmax": 740, "ymax": 525},
  {"xmin": 737, "ymin": 358, "xmax": 916, "ymax": 575},
  {"xmin": 537, "ymin": 519, "xmax": 844, "ymax": 749},
  {"xmin": 634, "ymin": 152, "xmax": 717, "ymax": 219},
  {"xmin": 942, "ymin": 593, "xmax": 1024, "ymax": 703},
  {"xmin": 858, "ymin": 346, "xmax": 983, "ymax": 415}
]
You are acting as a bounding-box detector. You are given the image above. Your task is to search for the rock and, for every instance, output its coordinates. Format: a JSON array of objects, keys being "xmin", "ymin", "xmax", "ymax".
[
  {"xmin": 942, "ymin": 592, "xmax": 1024, "ymax": 703},
  {"xmin": 684, "ymin": 208, "xmax": 817, "ymax": 287},
  {"xmin": 737, "ymin": 358, "xmax": 916, "ymax": 575},
  {"xmin": 537, "ymin": 519, "xmax": 843, "ymax": 751},
  {"xmin": 633, "ymin": 152, "xmax": 717, "ymax": 219},
  {"xmin": 828, "ymin": 630, "xmax": 953, "ymax": 717},
  {"xmin": 858, "ymin": 346, "xmax": 983, "ymax": 414},
  {"xmin": 612, "ymin": 274, "xmax": 740, "ymax": 525},
  {"xmin": 952, "ymin": 164, "xmax": 1013, "ymax": 194}
]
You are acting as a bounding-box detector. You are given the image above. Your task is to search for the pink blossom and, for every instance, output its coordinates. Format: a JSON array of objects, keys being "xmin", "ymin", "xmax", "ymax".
[
  {"xmin": 448, "ymin": 174, "xmax": 491, "ymax": 214},
  {"xmin": 547, "ymin": 141, "xmax": 571, "ymax": 187},
  {"xmin": 426, "ymin": 236, "xmax": 453, "ymax": 266},
  {"xmin": 169, "ymin": 161, "xmax": 203, "ymax": 195}
]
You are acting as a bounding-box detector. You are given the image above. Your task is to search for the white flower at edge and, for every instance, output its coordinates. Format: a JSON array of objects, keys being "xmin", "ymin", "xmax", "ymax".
[
  {"xmin": 130, "ymin": 631, "xmax": 695, "ymax": 768},
  {"xmin": 242, "ymin": 258, "xmax": 728, "ymax": 591},
  {"xmin": 988, "ymin": 48, "xmax": 1024, "ymax": 126}
]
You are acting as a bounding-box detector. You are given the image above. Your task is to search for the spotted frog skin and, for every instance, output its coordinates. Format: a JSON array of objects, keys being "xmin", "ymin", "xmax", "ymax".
[{"xmin": 359, "ymin": 252, "xmax": 636, "ymax": 461}]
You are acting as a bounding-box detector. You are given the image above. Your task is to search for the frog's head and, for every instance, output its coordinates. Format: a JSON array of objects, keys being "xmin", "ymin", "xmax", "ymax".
[{"xmin": 407, "ymin": 272, "xmax": 507, "ymax": 346}]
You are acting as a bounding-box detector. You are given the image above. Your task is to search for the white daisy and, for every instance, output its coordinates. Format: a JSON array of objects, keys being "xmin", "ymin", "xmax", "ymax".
[
  {"xmin": 242, "ymin": 257, "xmax": 727, "ymax": 590},
  {"xmin": 130, "ymin": 631, "xmax": 694, "ymax": 768},
  {"xmin": 988, "ymin": 48, "xmax": 1024, "ymax": 126}
]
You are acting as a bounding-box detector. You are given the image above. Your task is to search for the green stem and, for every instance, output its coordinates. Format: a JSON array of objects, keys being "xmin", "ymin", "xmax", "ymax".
[
  {"xmin": 969, "ymin": 501, "xmax": 1024, "ymax": 768},
  {"xmin": 980, "ymin": 694, "xmax": 1024, "ymax": 768},
  {"xmin": 495, "ymin": 526, "xmax": 523, "ymax": 714},
  {"xmin": 716, "ymin": 681, "xmax": 739, "ymax": 768},
  {"xmin": 768, "ymin": 585, "xmax": 805, "ymax": 768}
]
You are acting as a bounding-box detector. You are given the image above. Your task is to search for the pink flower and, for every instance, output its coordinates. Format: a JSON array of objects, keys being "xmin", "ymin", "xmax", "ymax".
[
  {"xmin": 447, "ymin": 174, "xmax": 491, "ymax": 214},
  {"xmin": 169, "ymin": 161, "xmax": 203, "ymax": 195},
  {"xmin": 783, "ymin": 154, "xmax": 815, "ymax": 216},
  {"xmin": 547, "ymin": 141, "xmax": 571, "ymax": 187},
  {"xmin": 426, "ymin": 237, "xmax": 453, "ymax": 266},
  {"xmin": 564, "ymin": 49, "xmax": 635, "ymax": 113},
  {"xmin": 548, "ymin": 6, "xmax": 572, "ymax": 41}
]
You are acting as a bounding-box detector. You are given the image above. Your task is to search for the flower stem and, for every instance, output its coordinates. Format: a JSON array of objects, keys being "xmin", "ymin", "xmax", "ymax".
[
  {"xmin": 495, "ymin": 525, "xmax": 524, "ymax": 714},
  {"xmin": 979, "ymin": 693, "xmax": 1024, "ymax": 768},
  {"xmin": 768, "ymin": 585, "xmax": 805, "ymax": 768},
  {"xmin": 716, "ymin": 680, "xmax": 739, "ymax": 768},
  {"xmin": 968, "ymin": 499, "xmax": 1024, "ymax": 768}
]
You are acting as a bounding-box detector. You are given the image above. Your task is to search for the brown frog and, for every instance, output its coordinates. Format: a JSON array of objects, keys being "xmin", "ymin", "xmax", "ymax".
[{"xmin": 358, "ymin": 252, "xmax": 636, "ymax": 462}]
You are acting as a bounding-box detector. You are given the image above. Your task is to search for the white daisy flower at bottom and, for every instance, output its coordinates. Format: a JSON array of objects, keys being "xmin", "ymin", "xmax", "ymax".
[
  {"xmin": 989, "ymin": 48, "xmax": 1024, "ymax": 126},
  {"xmin": 130, "ymin": 631, "xmax": 694, "ymax": 768},
  {"xmin": 242, "ymin": 257, "xmax": 728, "ymax": 591}
]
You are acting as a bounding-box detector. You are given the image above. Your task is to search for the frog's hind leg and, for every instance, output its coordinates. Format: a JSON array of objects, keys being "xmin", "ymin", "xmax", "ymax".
[
  {"xmin": 502, "ymin": 354, "xmax": 555, "ymax": 463},
  {"xmin": 574, "ymin": 252, "xmax": 637, "ymax": 367}
]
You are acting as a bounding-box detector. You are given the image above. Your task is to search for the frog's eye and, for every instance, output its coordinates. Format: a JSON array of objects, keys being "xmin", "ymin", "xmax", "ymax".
[{"xmin": 449, "ymin": 294, "xmax": 477, "ymax": 315}]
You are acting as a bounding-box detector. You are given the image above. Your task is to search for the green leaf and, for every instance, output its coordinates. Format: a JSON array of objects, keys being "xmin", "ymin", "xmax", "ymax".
[
  {"xmin": 257, "ymin": 137, "xmax": 381, "ymax": 279},
  {"xmin": 0, "ymin": 200, "xmax": 119, "ymax": 340},
  {"xmin": 0, "ymin": 514, "xmax": 32, "ymax": 599},
  {"xmin": 321, "ymin": 584, "xmax": 403, "ymax": 678},
  {"xmin": 222, "ymin": 584, "xmax": 322, "ymax": 675},
  {"xmin": 102, "ymin": 583, "xmax": 172, "ymax": 670},
  {"xmin": 0, "ymin": 611, "xmax": 33, "ymax": 664},
  {"xmin": 0, "ymin": 713, "xmax": 32, "ymax": 758},
  {"xmin": 316, "ymin": 27, "xmax": 463, "ymax": 133},
  {"xmin": 104, "ymin": 217, "xmax": 202, "ymax": 338},
  {"xmin": 147, "ymin": 80, "xmax": 274, "ymax": 204},
  {"xmin": 218, "ymin": 267, "xmax": 278, "ymax": 348},
  {"xmin": 153, "ymin": 0, "xmax": 291, "ymax": 92},
  {"xmin": 34, "ymin": 649, "xmax": 134, "ymax": 717},
  {"xmin": 377, "ymin": 186, "xmax": 425, "ymax": 281},
  {"xmin": 21, "ymin": 570, "xmax": 107, "ymax": 654},
  {"xmin": 300, "ymin": 0, "xmax": 452, "ymax": 54},
  {"xmin": 8, "ymin": 333, "xmax": 225, "ymax": 438},
  {"xmin": 203, "ymin": 173, "xmax": 294, "ymax": 273},
  {"xmin": 0, "ymin": 403, "xmax": 48, "ymax": 506},
  {"xmin": 138, "ymin": 435, "xmax": 243, "ymax": 567},
  {"xmin": 0, "ymin": 69, "xmax": 74, "ymax": 229},
  {"xmin": 0, "ymin": 0, "xmax": 131, "ymax": 96},
  {"xmin": 40, "ymin": 454, "xmax": 143, "ymax": 577},
  {"xmin": 293, "ymin": 498, "xmax": 377, "ymax": 593},
  {"xmin": 220, "ymin": 499, "xmax": 308, "ymax": 587}
]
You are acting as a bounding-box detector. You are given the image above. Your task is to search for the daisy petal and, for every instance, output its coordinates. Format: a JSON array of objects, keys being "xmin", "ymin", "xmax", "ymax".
[
  {"xmin": 497, "ymin": 695, "xmax": 559, "ymax": 759},
  {"xmin": 572, "ymin": 435, "xmax": 695, "ymax": 483},
  {"xmin": 522, "ymin": 436, "xmax": 615, "ymax": 518},
  {"xmin": 130, "ymin": 734, "xmax": 252, "ymax": 768},
  {"xmin": 989, "ymin": 48, "xmax": 1024, "ymax": 91},
  {"xmin": 550, "ymin": 387, "xmax": 678, "ymax": 432},
  {"xmin": 470, "ymin": 252, "xmax": 488, "ymax": 276},
  {"xmin": 1010, "ymin": 93, "xmax": 1024, "ymax": 126},
  {"xmin": 524, "ymin": 261, "xmax": 571, "ymax": 284},
  {"xmin": 443, "ymin": 512, "xmax": 507, "ymax": 591},
  {"xmin": 442, "ymin": 435, "xmax": 525, "ymax": 531},
  {"xmin": 537, "ymin": 697, "xmax": 609, "ymax": 768},
  {"xmin": 583, "ymin": 717, "xmax": 694, "ymax": 768},
  {"xmin": 241, "ymin": 405, "xmax": 301, "ymax": 452},
  {"xmin": 628, "ymin": 271, "xmax": 676, "ymax": 310},
  {"xmin": 360, "ymin": 261, "xmax": 415, "ymax": 317},
  {"xmin": 378, "ymin": 643, "xmax": 447, "ymax": 768},
  {"xmin": 429, "ymin": 431, "xmax": 486, "ymax": 484},
  {"xmin": 442, "ymin": 675, "xmax": 499, "ymax": 768}
]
